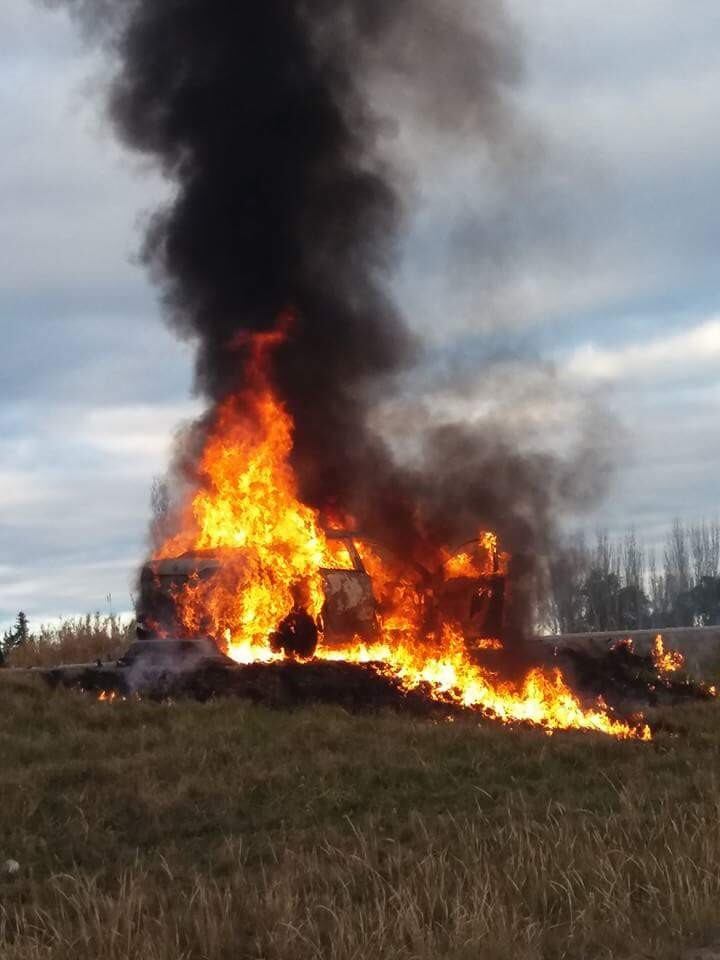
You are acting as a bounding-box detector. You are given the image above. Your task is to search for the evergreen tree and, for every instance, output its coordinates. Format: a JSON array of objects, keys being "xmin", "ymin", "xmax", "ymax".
[{"xmin": 2, "ymin": 611, "xmax": 30, "ymax": 658}]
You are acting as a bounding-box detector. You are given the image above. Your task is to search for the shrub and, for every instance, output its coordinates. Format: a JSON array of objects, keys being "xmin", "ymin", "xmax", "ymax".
[{"xmin": 6, "ymin": 614, "xmax": 134, "ymax": 668}]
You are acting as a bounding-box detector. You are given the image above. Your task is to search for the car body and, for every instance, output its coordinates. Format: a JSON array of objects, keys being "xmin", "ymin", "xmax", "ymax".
[{"xmin": 137, "ymin": 532, "xmax": 507, "ymax": 651}]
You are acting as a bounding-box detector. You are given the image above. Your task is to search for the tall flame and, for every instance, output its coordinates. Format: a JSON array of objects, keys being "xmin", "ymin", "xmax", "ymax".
[
  {"xmin": 155, "ymin": 334, "xmax": 650, "ymax": 740},
  {"xmin": 652, "ymin": 634, "xmax": 684, "ymax": 674},
  {"xmin": 157, "ymin": 389, "xmax": 336, "ymax": 651}
]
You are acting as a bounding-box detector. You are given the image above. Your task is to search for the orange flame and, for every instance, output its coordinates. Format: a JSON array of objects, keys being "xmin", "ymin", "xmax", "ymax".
[
  {"xmin": 476, "ymin": 637, "xmax": 504, "ymax": 651},
  {"xmin": 316, "ymin": 625, "xmax": 648, "ymax": 738},
  {"xmin": 651, "ymin": 634, "xmax": 684, "ymax": 675},
  {"xmin": 445, "ymin": 551, "xmax": 476, "ymax": 578},
  {"xmin": 443, "ymin": 533, "xmax": 509, "ymax": 580},
  {"xmin": 154, "ymin": 336, "xmax": 650, "ymax": 740},
  {"xmin": 157, "ymin": 390, "xmax": 335, "ymax": 651}
]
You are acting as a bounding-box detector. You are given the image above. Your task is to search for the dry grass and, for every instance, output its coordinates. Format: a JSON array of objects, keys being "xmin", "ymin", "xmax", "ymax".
[
  {"xmin": 1, "ymin": 672, "xmax": 720, "ymax": 959},
  {"xmin": 6, "ymin": 615, "xmax": 134, "ymax": 669}
]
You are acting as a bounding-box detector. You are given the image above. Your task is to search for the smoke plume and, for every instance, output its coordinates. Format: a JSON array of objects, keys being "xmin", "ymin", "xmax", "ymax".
[{"xmin": 47, "ymin": 0, "xmax": 611, "ymax": 620}]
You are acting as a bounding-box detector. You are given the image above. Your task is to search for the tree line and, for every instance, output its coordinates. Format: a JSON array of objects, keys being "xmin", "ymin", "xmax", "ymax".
[{"xmin": 545, "ymin": 520, "xmax": 720, "ymax": 634}]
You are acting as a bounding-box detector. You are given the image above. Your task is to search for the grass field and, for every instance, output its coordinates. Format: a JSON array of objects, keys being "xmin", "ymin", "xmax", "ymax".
[{"xmin": 2, "ymin": 673, "xmax": 720, "ymax": 960}]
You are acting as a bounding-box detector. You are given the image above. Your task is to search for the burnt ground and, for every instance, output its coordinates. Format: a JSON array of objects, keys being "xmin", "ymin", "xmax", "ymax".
[
  {"xmin": 50, "ymin": 636, "xmax": 716, "ymax": 734},
  {"xmin": 552, "ymin": 642, "xmax": 716, "ymax": 711},
  {"xmin": 157, "ymin": 659, "xmax": 465, "ymax": 717},
  {"xmin": 170, "ymin": 643, "xmax": 716, "ymax": 719}
]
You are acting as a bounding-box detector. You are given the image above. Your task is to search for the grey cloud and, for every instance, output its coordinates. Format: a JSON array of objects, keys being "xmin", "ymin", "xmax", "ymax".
[
  {"xmin": 563, "ymin": 322, "xmax": 720, "ymax": 547},
  {"xmin": 0, "ymin": 8, "xmax": 168, "ymax": 304},
  {"xmin": 0, "ymin": 316, "xmax": 193, "ymax": 407},
  {"xmin": 0, "ymin": 4, "xmax": 78, "ymax": 60},
  {"xmin": 1, "ymin": 557, "xmax": 139, "ymax": 627},
  {"xmin": 512, "ymin": 0, "xmax": 720, "ymax": 94},
  {"xmin": 0, "ymin": 398, "xmax": 199, "ymax": 624},
  {"xmin": 583, "ymin": 416, "xmax": 720, "ymax": 550},
  {"xmin": 394, "ymin": 0, "xmax": 720, "ymax": 339}
]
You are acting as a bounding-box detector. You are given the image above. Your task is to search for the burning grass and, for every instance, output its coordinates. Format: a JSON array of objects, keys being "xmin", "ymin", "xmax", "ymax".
[{"xmin": 2, "ymin": 673, "xmax": 720, "ymax": 959}]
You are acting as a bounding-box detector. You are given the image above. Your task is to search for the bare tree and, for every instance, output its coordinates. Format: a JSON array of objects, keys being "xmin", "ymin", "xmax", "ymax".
[
  {"xmin": 648, "ymin": 547, "xmax": 667, "ymax": 627},
  {"xmin": 690, "ymin": 519, "xmax": 720, "ymax": 584},
  {"xmin": 619, "ymin": 529, "xmax": 648, "ymax": 629},
  {"xmin": 547, "ymin": 533, "xmax": 589, "ymax": 634},
  {"xmin": 663, "ymin": 519, "xmax": 691, "ymax": 622},
  {"xmin": 622, "ymin": 530, "xmax": 643, "ymax": 588},
  {"xmin": 583, "ymin": 531, "xmax": 622, "ymax": 631}
]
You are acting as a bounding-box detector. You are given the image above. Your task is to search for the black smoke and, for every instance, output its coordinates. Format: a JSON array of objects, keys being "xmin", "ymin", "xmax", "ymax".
[
  {"xmin": 46, "ymin": 0, "xmax": 611, "ymax": 629},
  {"xmin": 44, "ymin": 0, "xmax": 522, "ymax": 536}
]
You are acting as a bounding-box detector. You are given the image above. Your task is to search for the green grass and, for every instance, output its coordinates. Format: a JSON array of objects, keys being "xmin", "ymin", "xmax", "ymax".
[{"xmin": 2, "ymin": 673, "xmax": 720, "ymax": 959}]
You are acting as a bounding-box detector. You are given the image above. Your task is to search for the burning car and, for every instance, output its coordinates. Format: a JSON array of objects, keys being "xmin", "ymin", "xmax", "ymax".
[{"xmin": 137, "ymin": 531, "xmax": 507, "ymax": 660}]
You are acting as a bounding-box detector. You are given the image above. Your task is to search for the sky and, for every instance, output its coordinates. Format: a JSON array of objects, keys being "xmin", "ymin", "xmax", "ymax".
[{"xmin": 2, "ymin": 1, "xmax": 719, "ymax": 627}]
